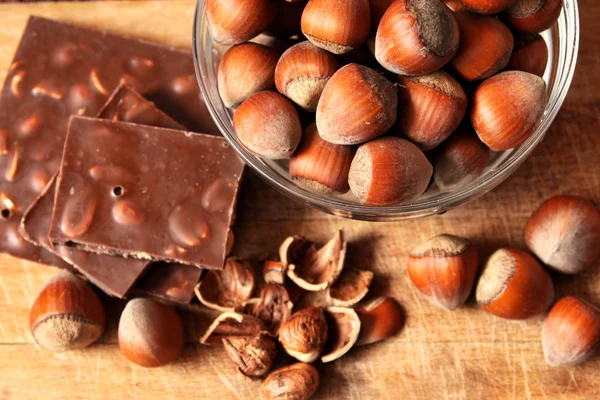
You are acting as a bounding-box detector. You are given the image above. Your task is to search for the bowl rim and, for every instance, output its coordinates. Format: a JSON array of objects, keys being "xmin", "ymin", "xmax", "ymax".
[{"xmin": 192, "ymin": 0, "xmax": 580, "ymax": 220}]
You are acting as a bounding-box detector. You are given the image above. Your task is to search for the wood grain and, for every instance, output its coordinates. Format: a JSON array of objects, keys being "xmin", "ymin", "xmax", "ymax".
[{"xmin": 0, "ymin": 1, "xmax": 599, "ymax": 399}]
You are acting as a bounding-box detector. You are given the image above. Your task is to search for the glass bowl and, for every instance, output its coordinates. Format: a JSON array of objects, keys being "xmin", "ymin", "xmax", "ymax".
[{"xmin": 192, "ymin": 0, "xmax": 579, "ymax": 221}]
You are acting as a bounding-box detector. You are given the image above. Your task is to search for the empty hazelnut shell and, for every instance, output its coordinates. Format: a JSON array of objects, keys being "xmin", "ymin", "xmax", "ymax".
[
  {"xmin": 525, "ymin": 195, "xmax": 600, "ymax": 274},
  {"xmin": 281, "ymin": 230, "xmax": 346, "ymax": 292},
  {"xmin": 223, "ymin": 332, "xmax": 278, "ymax": 379},
  {"xmin": 237, "ymin": 283, "xmax": 294, "ymax": 336},
  {"xmin": 326, "ymin": 266, "xmax": 374, "ymax": 307},
  {"xmin": 206, "ymin": 0, "xmax": 276, "ymax": 45},
  {"xmin": 263, "ymin": 260, "xmax": 287, "ymax": 285},
  {"xmin": 200, "ymin": 312, "xmax": 266, "ymax": 345},
  {"xmin": 476, "ymin": 248, "xmax": 554, "ymax": 319},
  {"xmin": 348, "ymin": 137, "xmax": 433, "ymax": 206},
  {"xmin": 260, "ymin": 363, "xmax": 320, "ymax": 400},
  {"xmin": 289, "ymin": 123, "xmax": 356, "ymax": 194},
  {"xmin": 355, "ymin": 297, "xmax": 404, "ymax": 346},
  {"xmin": 375, "ymin": 0, "xmax": 459, "ymax": 75},
  {"xmin": 504, "ymin": 0, "xmax": 563, "ymax": 34},
  {"xmin": 279, "ymin": 306, "xmax": 328, "ymax": 363},
  {"xmin": 506, "ymin": 33, "xmax": 548, "ymax": 77},
  {"xmin": 542, "ymin": 296, "xmax": 600, "ymax": 367},
  {"xmin": 471, "ymin": 71, "xmax": 546, "ymax": 151},
  {"xmin": 194, "ymin": 258, "xmax": 255, "ymax": 312},
  {"xmin": 321, "ymin": 306, "xmax": 361, "ymax": 363}
]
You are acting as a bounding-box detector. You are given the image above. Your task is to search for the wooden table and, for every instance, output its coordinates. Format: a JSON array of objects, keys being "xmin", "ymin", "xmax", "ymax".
[{"xmin": 0, "ymin": 1, "xmax": 599, "ymax": 399}]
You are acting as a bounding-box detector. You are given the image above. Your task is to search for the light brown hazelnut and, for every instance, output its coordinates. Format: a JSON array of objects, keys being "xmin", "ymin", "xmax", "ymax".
[
  {"xmin": 279, "ymin": 306, "xmax": 328, "ymax": 362},
  {"xmin": 222, "ymin": 332, "xmax": 278, "ymax": 379},
  {"xmin": 260, "ymin": 363, "xmax": 320, "ymax": 400},
  {"xmin": 206, "ymin": 0, "xmax": 276, "ymax": 45}
]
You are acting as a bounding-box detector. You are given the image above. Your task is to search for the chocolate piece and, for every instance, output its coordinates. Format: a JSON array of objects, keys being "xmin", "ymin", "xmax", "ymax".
[
  {"xmin": 97, "ymin": 83, "xmax": 186, "ymax": 130},
  {"xmin": 132, "ymin": 262, "xmax": 203, "ymax": 304},
  {"xmin": 0, "ymin": 16, "xmax": 217, "ymax": 263},
  {"xmin": 49, "ymin": 116, "xmax": 244, "ymax": 269}
]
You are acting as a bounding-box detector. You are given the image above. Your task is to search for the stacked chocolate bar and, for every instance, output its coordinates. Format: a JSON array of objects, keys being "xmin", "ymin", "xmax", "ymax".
[{"xmin": 0, "ymin": 17, "xmax": 244, "ymax": 304}]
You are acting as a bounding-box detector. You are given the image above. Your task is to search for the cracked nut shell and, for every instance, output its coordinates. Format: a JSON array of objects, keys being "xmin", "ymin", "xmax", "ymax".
[
  {"xmin": 326, "ymin": 266, "xmax": 374, "ymax": 307},
  {"xmin": 237, "ymin": 283, "xmax": 294, "ymax": 336},
  {"xmin": 321, "ymin": 307, "xmax": 361, "ymax": 363},
  {"xmin": 260, "ymin": 363, "xmax": 320, "ymax": 400},
  {"xmin": 194, "ymin": 258, "xmax": 255, "ymax": 312},
  {"xmin": 200, "ymin": 312, "xmax": 266, "ymax": 345},
  {"xmin": 356, "ymin": 297, "xmax": 404, "ymax": 346},
  {"xmin": 223, "ymin": 332, "xmax": 278, "ymax": 379},
  {"xmin": 279, "ymin": 306, "xmax": 328, "ymax": 362}
]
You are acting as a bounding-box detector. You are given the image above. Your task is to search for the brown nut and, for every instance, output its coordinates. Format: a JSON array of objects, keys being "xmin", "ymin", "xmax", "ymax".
[
  {"xmin": 263, "ymin": 260, "xmax": 287, "ymax": 285},
  {"xmin": 355, "ymin": 297, "xmax": 404, "ymax": 346},
  {"xmin": 237, "ymin": 283, "xmax": 294, "ymax": 336},
  {"xmin": 281, "ymin": 230, "xmax": 346, "ymax": 291},
  {"xmin": 369, "ymin": 0, "xmax": 396, "ymax": 35},
  {"xmin": 223, "ymin": 332, "xmax": 278, "ymax": 379},
  {"xmin": 200, "ymin": 312, "xmax": 266, "ymax": 345},
  {"xmin": 326, "ymin": 266, "xmax": 374, "ymax": 307},
  {"xmin": 279, "ymin": 306, "xmax": 328, "ymax": 362},
  {"xmin": 504, "ymin": 0, "xmax": 563, "ymax": 34},
  {"xmin": 396, "ymin": 70, "xmax": 467, "ymax": 150},
  {"xmin": 218, "ymin": 43, "xmax": 279, "ymax": 108},
  {"xmin": 29, "ymin": 271, "xmax": 105, "ymax": 352},
  {"xmin": 275, "ymin": 41, "xmax": 340, "ymax": 111},
  {"xmin": 451, "ymin": 11, "xmax": 514, "ymax": 81},
  {"xmin": 316, "ymin": 63, "xmax": 397, "ymax": 145},
  {"xmin": 476, "ymin": 248, "xmax": 554, "ymax": 319},
  {"xmin": 194, "ymin": 258, "xmax": 255, "ymax": 312},
  {"xmin": 542, "ymin": 296, "xmax": 600, "ymax": 367},
  {"xmin": 206, "ymin": 0, "xmax": 276, "ymax": 45},
  {"xmin": 471, "ymin": 71, "xmax": 546, "ymax": 151},
  {"xmin": 260, "ymin": 363, "xmax": 320, "ymax": 400},
  {"xmin": 266, "ymin": 0, "xmax": 307, "ymax": 39},
  {"xmin": 459, "ymin": 0, "xmax": 518, "ymax": 14},
  {"xmin": 408, "ymin": 234, "xmax": 479, "ymax": 311},
  {"xmin": 289, "ymin": 123, "xmax": 356, "ymax": 194},
  {"xmin": 348, "ymin": 137, "xmax": 433, "ymax": 206},
  {"xmin": 506, "ymin": 33, "xmax": 548, "ymax": 77},
  {"xmin": 301, "ymin": 0, "xmax": 371, "ymax": 55},
  {"xmin": 525, "ymin": 195, "xmax": 600, "ymax": 274},
  {"xmin": 433, "ymin": 127, "xmax": 490, "ymax": 191},
  {"xmin": 233, "ymin": 91, "xmax": 302, "ymax": 159},
  {"xmin": 118, "ymin": 298, "xmax": 184, "ymax": 367},
  {"xmin": 375, "ymin": 0, "xmax": 459, "ymax": 76},
  {"xmin": 321, "ymin": 307, "xmax": 361, "ymax": 363}
]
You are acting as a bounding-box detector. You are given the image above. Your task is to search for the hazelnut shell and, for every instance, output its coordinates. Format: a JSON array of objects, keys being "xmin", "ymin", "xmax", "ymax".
[
  {"xmin": 206, "ymin": 0, "xmax": 276, "ymax": 45},
  {"xmin": 194, "ymin": 258, "xmax": 255, "ymax": 312},
  {"xmin": 200, "ymin": 312, "xmax": 266, "ymax": 345},
  {"xmin": 326, "ymin": 266, "xmax": 374, "ymax": 307},
  {"xmin": 321, "ymin": 307, "xmax": 361, "ymax": 363},
  {"xmin": 223, "ymin": 332, "xmax": 278, "ymax": 379},
  {"xmin": 504, "ymin": 0, "xmax": 563, "ymax": 34},
  {"xmin": 506, "ymin": 33, "xmax": 548, "ymax": 77},
  {"xmin": 460, "ymin": 0, "xmax": 519, "ymax": 14},
  {"xmin": 355, "ymin": 297, "xmax": 404, "ymax": 346},
  {"xmin": 236, "ymin": 283, "xmax": 294, "ymax": 336}
]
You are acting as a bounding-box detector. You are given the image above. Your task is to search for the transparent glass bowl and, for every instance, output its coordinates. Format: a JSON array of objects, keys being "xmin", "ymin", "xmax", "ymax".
[{"xmin": 193, "ymin": 0, "xmax": 580, "ymax": 221}]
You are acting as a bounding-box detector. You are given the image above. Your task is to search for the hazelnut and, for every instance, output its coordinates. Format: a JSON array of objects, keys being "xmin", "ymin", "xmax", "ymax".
[
  {"xmin": 471, "ymin": 71, "xmax": 546, "ymax": 151},
  {"xmin": 407, "ymin": 234, "xmax": 479, "ymax": 311},
  {"xmin": 459, "ymin": 0, "xmax": 518, "ymax": 14},
  {"xmin": 396, "ymin": 70, "xmax": 468, "ymax": 150},
  {"xmin": 217, "ymin": 43, "xmax": 279, "ymax": 108},
  {"xmin": 118, "ymin": 298, "xmax": 184, "ymax": 367},
  {"xmin": 279, "ymin": 306, "xmax": 328, "ymax": 362},
  {"xmin": 369, "ymin": 0, "xmax": 395, "ymax": 34},
  {"xmin": 222, "ymin": 332, "xmax": 278, "ymax": 379},
  {"xmin": 260, "ymin": 363, "xmax": 320, "ymax": 400},
  {"xmin": 301, "ymin": 0, "xmax": 371, "ymax": 55},
  {"xmin": 504, "ymin": 0, "xmax": 563, "ymax": 34},
  {"xmin": 200, "ymin": 312, "xmax": 266, "ymax": 345},
  {"xmin": 238, "ymin": 283, "xmax": 294, "ymax": 336},
  {"xmin": 525, "ymin": 195, "xmax": 600, "ymax": 274},
  {"xmin": 326, "ymin": 266, "xmax": 374, "ymax": 307},
  {"xmin": 321, "ymin": 307, "xmax": 361, "ymax": 363},
  {"xmin": 281, "ymin": 230, "xmax": 346, "ymax": 292},
  {"xmin": 29, "ymin": 271, "xmax": 105, "ymax": 352},
  {"xmin": 542, "ymin": 296, "xmax": 600, "ymax": 367},
  {"xmin": 265, "ymin": 0, "xmax": 307, "ymax": 39},
  {"xmin": 433, "ymin": 127, "xmax": 490, "ymax": 191},
  {"xmin": 348, "ymin": 137, "xmax": 433, "ymax": 206},
  {"xmin": 275, "ymin": 41, "xmax": 340, "ymax": 111},
  {"xmin": 355, "ymin": 297, "xmax": 404, "ymax": 346},
  {"xmin": 375, "ymin": 0, "xmax": 459, "ymax": 76},
  {"xmin": 233, "ymin": 91, "xmax": 302, "ymax": 159},
  {"xmin": 476, "ymin": 248, "xmax": 554, "ymax": 319},
  {"xmin": 506, "ymin": 33, "xmax": 549, "ymax": 77},
  {"xmin": 206, "ymin": 0, "xmax": 276, "ymax": 45},
  {"xmin": 263, "ymin": 260, "xmax": 287, "ymax": 285},
  {"xmin": 316, "ymin": 63, "xmax": 397, "ymax": 145},
  {"xmin": 443, "ymin": 0, "xmax": 466, "ymax": 11},
  {"xmin": 450, "ymin": 12, "xmax": 514, "ymax": 81},
  {"xmin": 194, "ymin": 258, "xmax": 255, "ymax": 312},
  {"xmin": 289, "ymin": 123, "xmax": 356, "ymax": 194}
]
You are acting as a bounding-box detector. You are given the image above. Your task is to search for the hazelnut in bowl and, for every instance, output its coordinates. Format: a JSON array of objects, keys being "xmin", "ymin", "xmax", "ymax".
[{"xmin": 193, "ymin": 0, "xmax": 579, "ymax": 221}]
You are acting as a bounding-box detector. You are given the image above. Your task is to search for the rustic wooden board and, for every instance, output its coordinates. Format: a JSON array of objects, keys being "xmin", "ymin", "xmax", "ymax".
[{"xmin": 0, "ymin": 1, "xmax": 599, "ymax": 399}]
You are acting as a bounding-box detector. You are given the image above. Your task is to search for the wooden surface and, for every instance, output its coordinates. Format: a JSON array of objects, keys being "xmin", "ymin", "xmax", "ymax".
[{"xmin": 0, "ymin": 1, "xmax": 599, "ymax": 399}]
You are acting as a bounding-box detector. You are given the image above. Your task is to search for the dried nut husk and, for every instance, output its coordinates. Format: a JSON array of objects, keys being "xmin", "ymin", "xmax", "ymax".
[
  {"xmin": 281, "ymin": 230, "xmax": 346, "ymax": 291},
  {"xmin": 260, "ymin": 363, "xmax": 320, "ymax": 400},
  {"xmin": 194, "ymin": 258, "xmax": 255, "ymax": 312},
  {"xmin": 321, "ymin": 307, "xmax": 361, "ymax": 363},
  {"xmin": 200, "ymin": 312, "xmax": 265, "ymax": 345},
  {"xmin": 355, "ymin": 297, "xmax": 404, "ymax": 346},
  {"xmin": 236, "ymin": 283, "xmax": 294, "ymax": 336},
  {"xmin": 326, "ymin": 267, "xmax": 373, "ymax": 307},
  {"xmin": 263, "ymin": 260, "xmax": 287, "ymax": 284},
  {"xmin": 222, "ymin": 332, "xmax": 278, "ymax": 379},
  {"xmin": 279, "ymin": 306, "xmax": 328, "ymax": 362}
]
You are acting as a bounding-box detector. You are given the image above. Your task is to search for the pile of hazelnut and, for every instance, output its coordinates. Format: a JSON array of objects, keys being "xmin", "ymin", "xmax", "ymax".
[
  {"xmin": 407, "ymin": 195, "xmax": 600, "ymax": 368},
  {"xmin": 209, "ymin": 0, "xmax": 561, "ymax": 206}
]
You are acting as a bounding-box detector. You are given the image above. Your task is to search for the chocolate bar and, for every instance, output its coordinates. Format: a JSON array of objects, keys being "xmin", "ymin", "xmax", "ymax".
[
  {"xmin": 0, "ymin": 16, "xmax": 217, "ymax": 263},
  {"xmin": 131, "ymin": 262, "xmax": 203, "ymax": 304},
  {"xmin": 49, "ymin": 116, "xmax": 243, "ymax": 269}
]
